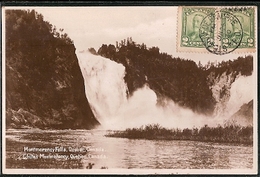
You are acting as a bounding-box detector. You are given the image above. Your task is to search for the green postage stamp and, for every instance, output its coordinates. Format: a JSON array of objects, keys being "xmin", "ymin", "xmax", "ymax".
[{"xmin": 177, "ymin": 6, "xmax": 256, "ymax": 54}]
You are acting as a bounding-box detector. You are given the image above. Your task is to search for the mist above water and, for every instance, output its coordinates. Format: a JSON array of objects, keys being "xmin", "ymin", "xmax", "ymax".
[{"xmin": 77, "ymin": 51, "xmax": 252, "ymax": 130}]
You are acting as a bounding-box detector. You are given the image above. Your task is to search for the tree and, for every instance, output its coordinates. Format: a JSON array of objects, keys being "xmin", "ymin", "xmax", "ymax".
[
  {"xmin": 197, "ymin": 61, "xmax": 203, "ymax": 69},
  {"xmin": 88, "ymin": 48, "xmax": 97, "ymax": 55}
]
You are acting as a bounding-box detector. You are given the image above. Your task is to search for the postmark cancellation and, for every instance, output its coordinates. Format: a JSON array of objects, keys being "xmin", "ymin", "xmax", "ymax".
[{"xmin": 177, "ymin": 6, "xmax": 256, "ymax": 54}]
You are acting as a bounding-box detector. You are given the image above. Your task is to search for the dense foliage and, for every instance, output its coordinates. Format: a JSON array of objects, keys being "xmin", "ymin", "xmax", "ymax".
[
  {"xmin": 106, "ymin": 123, "xmax": 253, "ymax": 145},
  {"xmin": 6, "ymin": 10, "xmax": 99, "ymax": 129},
  {"xmin": 98, "ymin": 38, "xmax": 253, "ymax": 115}
]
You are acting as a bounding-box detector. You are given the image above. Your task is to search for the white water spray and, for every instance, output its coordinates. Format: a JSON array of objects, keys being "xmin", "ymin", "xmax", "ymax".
[
  {"xmin": 77, "ymin": 51, "xmax": 253, "ymax": 130},
  {"xmin": 226, "ymin": 73, "xmax": 254, "ymax": 117}
]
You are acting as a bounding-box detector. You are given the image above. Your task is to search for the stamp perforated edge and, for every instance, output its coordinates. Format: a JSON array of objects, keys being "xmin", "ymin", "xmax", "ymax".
[
  {"xmin": 222, "ymin": 6, "xmax": 256, "ymax": 53},
  {"xmin": 176, "ymin": 6, "xmax": 257, "ymax": 54},
  {"xmin": 176, "ymin": 6, "xmax": 211, "ymax": 54}
]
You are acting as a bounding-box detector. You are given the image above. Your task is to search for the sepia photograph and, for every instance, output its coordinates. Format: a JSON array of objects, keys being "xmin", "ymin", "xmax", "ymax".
[{"xmin": 2, "ymin": 5, "xmax": 258, "ymax": 175}]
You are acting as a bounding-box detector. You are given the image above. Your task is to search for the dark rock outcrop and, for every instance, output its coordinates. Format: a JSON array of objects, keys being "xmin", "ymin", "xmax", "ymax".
[
  {"xmin": 229, "ymin": 100, "xmax": 253, "ymax": 126},
  {"xmin": 5, "ymin": 9, "xmax": 99, "ymax": 129}
]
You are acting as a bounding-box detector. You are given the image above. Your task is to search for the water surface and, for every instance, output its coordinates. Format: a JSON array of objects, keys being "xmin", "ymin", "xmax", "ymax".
[{"xmin": 5, "ymin": 129, "xmax": 253, "ymax": 169}]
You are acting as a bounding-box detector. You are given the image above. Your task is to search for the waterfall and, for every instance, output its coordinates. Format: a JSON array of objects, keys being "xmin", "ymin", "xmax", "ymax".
[
  {"xmin": 77, "ymin": 51, "xmax": 253, "ymax": 129},
  {"xmin": 77, "ymin": 51, "xmax": 128, "ymax": 127},
  {"xmin": 226, "ymin": 73, "xmax": 254, "ymax": 117},
  {"xmin": 210, "ymin": 71, "xmax": 254, "ymax": 119}
]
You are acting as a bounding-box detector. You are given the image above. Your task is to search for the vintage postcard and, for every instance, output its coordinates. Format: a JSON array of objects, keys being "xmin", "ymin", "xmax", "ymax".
[{"xmin": 2, "ymin": 5, "xmax": 258, "ymax": 175}]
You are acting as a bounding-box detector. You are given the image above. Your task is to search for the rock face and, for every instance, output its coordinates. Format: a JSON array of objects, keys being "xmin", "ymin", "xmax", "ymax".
[
  {"xmin": 229, "ymin": 100, "xmax": 253, "ymax": 126},
  {"xmin": 208, "ymin": 71, "xmax": 239, "ymax": 117},
  {"xmin": 6, "ymin": 108, "xmax": 46, "ymax": 129},
  {"xmin": 5, "ymin": 9, "xmax": 99, "ymax": 129}
]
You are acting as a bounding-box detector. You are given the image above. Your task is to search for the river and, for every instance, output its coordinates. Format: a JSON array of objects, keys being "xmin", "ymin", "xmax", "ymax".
[{"xmin": 5, "ymin": 129, "xmax": 253, "ymax": 170}]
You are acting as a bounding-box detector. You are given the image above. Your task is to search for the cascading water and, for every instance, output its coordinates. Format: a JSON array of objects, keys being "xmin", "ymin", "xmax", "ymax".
[
  {"xmin": 210, "ymin": 71, "xmax": 254, "ymax": 119},
  {"xmin": 77, "ymin": 51, "xmax": 253, "ymax": 129},
  {"xmin": 76, "ymin": 51, "xmax": 128, "ymax": 127}
]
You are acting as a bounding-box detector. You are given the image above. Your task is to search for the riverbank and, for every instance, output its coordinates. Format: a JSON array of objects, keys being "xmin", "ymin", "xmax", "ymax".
[{"xmin": 105, "ymin": 124, "xmax": 253, "ymax": 145}]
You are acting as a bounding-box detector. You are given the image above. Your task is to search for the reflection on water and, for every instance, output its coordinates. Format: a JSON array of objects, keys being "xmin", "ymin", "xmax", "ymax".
[{"xmin": 5, "ymin": 129, "xmax": 253, "ymax": 169}]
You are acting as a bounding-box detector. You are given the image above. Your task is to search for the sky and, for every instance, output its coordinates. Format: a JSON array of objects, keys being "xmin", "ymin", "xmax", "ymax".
[{"xmin": 4, "ymin": 6, "xmax": 256, "ymax": 65}]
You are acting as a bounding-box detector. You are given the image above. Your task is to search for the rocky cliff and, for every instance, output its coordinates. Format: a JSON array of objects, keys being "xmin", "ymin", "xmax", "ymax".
[
  {"xmin": 5, "ymin": 9, "xmax": 99, "ymax": 129},
  {"xmin": 207, "ymin": 71, "xmax": 239, "ymax": 117},
  {"xmin": 229, "ymin": 100, "xmax": 253, "ymax": 126}
]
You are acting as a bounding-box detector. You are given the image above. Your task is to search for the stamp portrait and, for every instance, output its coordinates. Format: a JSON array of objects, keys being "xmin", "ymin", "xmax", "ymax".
[
  {"xmin": 223, "ymin": 7, "xmax": 255, "ymax": 48},
  {"xmin": 178, "ymin": 7, "xmax": 215, "ymax": 49}
]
